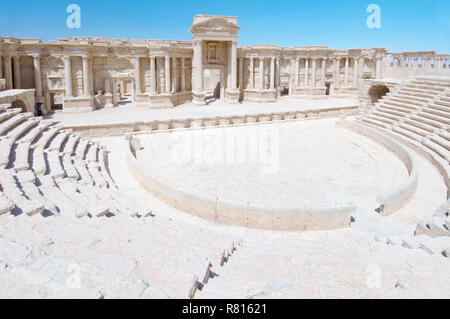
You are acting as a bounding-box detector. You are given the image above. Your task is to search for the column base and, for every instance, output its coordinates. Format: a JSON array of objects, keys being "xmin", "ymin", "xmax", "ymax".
[
  {"xmin": 224, "ymin": 89, "xmax": 240, "ymax": 104},
  {"xmin": 292, "ymin": 87, "xmax": 327, "ymax": 96},
  {"xmin": 242, "ymin": 89, "xmax": 277, "ymax": 103},
  {"xmin": 192, "ymin": 91, "xmax": 206, "ymax": 106},
  {"xmin": 63, "ymin": 96, "xmax": 95, "ymax": 112},
  {"xmin": 104, "ymin": 93, "xmax": 114, "ymax": 108}
]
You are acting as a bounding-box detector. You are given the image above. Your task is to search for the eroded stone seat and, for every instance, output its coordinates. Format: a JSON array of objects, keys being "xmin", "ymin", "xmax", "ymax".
[{"xmin": 0, "ymin": 168, "xmax": 44, "ymax": 216}]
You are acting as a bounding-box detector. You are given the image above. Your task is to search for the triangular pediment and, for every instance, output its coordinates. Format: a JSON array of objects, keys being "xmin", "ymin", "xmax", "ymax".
[{"xmin": 191, "ymin": 16, "xmax": 241, "ymax": 34}]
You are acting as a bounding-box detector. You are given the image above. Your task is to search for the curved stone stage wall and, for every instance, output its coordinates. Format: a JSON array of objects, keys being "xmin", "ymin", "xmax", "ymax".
[
  {"xmin": 337, "ymin": 119, "xmax": 418, "ymax": 216},
  {"xmin": 126, "ymin": 138, "xmax": 356, "ymax": 231}
]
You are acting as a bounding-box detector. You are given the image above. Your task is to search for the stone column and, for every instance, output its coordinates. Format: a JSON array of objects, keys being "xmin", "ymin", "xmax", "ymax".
[
  {"xmin": 134, "ymin": 57, "xmax": 142, "ymax": 94},
  {"xmin": 375, "ymin": 57, "xmax": 381, "ymax": 79},
  {"xmin": 230, "ymin": 40, "xmax": 237, "ymax": 90},
  {"xmin": 353, "ymin": 58, "xmax": 359, "ymax": 86},
  {"xmin": 82, "ymin": 55, "xmax": 91, "ymax": 96},
  {"xmin": 32, "ymin": 55, "xmax": 43, "ymax": 103},
  {"xmin": 172, "ymin": 57, "xmax": 177, "ymax": 93},
  {"xmin": 276, "ymin": 57, "xmax": 280, "ymax": 90},
  {"xmin": 321, "ymin": 58, "xmax": 326, "ymax": 86},
  {"xmin": 249, "ymin": 57, "xmax": 254, "ymax": 90},
  {"xmin": 192, "ymin": 39, "xmax": 203, "ymax": 92},
  {"xmin": 270, "ymin": 57, "xmax": 275, "ymax": 90},
  {"xmin": 311, "ymin": 58, "xmax": 317, "ymax": 88},
  {"xmin": 13, "ymin": 56, "xmax": 21, "ymax": 89},
  {"xmin": 304, "ymin": 58, "xmax": 309, "ymax": 87},
  {"xmin": 89, "ymin": 56, "xmax": 94, "ymax": 96},
  {"xmin": 259, "ymin": 57, "xmax": 264, "ymax": 90},
  {"xmin": 4, "ymin": 56, "xmax": 13, "ymax": 90},
  {"xmin": 344, "ymin": 57, "xmax": 349, "ymax": 85},
  {"xmin": 165, "ymin": 55, "xmax": 171, "ymax": 94},
  {"xmin": 0, "ymin": 55, "xmax": 3, "ymax": 79},
  {"xmin": 239, "ymin": 57, "xmax": 243, "ymax": 90},
  {"xmin": 64, "ymin": 56, "xmax": 73, "ymax": 97},
  {"xmin": 150, "ymin": 56, "xmax": 157, "ymax": 94},
  {"xmin": 295, "ymin": 57, "xmax": 300, "ymax": 88},
  {"xmin": 181, "ymin": 57, "xmax": 186, "ymax": 92},
  {"xmin": 334, "ymin": 58, "xmax": 340, "ymax": 87},
  {"xmin": 158, "ymin": 58, "xmax": 165, "ymax": 93}
]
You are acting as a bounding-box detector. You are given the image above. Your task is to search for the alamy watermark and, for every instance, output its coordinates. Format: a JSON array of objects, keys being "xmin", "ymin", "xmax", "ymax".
[
  {"xmin": 169, "ymin": 126, "xmax": 280, "ymax": 175},
  {"xmin": 367, "ymin": 4, "xmax": 381, "ymax": 29},
  {"xmin": 366, "ymin": 264, "xmax": 381, "ymax": 289},
  {"xmin": 66, "ymin": 4, "xmax": 81, "ymax": 29},
  {"xmin": 66, "ymin": 263, "xmax": 81, "ymax": 289}
]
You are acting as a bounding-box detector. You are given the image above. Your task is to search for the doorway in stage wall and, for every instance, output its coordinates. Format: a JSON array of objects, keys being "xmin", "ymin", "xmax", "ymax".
[{"xmin": 204, "ymin": 67, "xmax": 225, "ymax": 104}]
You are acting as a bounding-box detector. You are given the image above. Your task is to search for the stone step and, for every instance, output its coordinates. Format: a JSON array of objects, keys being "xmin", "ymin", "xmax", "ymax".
[
  {"xmin": 13, "ymin": 142, "xmax": 31, "ymax": 172},
  {"xmin": 410, "ymin": 114, "xmax": 446, "ymax": 130},
  {"xmin": 35, "ymin": 125, "xmax": 63, "ymax": 148},
  {"xmin": 0, "ymin": 104, "xmax": 12, "ymax": 112},
  {"xmin": 410, "ymin": 80, "xmax": 450, "ymax": 89},
  {"xmin": 392, "ymin": 126, "xmax": 423, "ymax": 143},
  {"xmin": 86, "ymin": 143, "xmax": 99, "ymax": 163},
  {"xmin": 74, "ymin": 161, "xmax": 94, "ymax": 186},
  {"xmin": 62, "ymin": 156, "xmax": 80, "ymax": 180},
  {"xmin": 87, "ymin": 163, "xmax": 108, "ymax": 188},
  {"xmin": 436, "ymin": 130, "xmax": 450, "ymax": 142},
  {"xmin": 373, "ymin": 110, "xmax": 404, "ymax": 123},
  {"xmin": 381, "ymin": 99, "xmax": 420, "ymax": 111},
  {"xmin": 434, "ymin": 99, "xmax": 450, "ymax": 108},
  {"xmin": 0, "ymin": 193, "xmax": 14, "ymax": 215},
  {"xmin": 403, "ymin": 118, "xmax": 436, "ymax": 134},
  {"xmin": 429, "ymin": 103, "xmax": 450, "ymax": 113},
  {"xmin": 399, "ymin": 88, "xmax": 437, "ymax": 98},
  {"xmin": 18, "ymin": 121, "xmax": 53, "ymax": 144},
  {"xmin": 47, "ymin": 131, "xmax": 70, "ymax": 152},
  {"xmin": 46, "ymin": 151, "xmax": 65, "ymax": 179},
  {"xmin": 0, "ymin": 168, "xmax": 44, "ymax": 216},
  {"xmin": 419, "ymin": 111, "xmax": 450, "ymax": 126},
  {"xmin": 398, "ymin": 122, "xmax": 431, "ymax": 139},
  {"xmin": 30, "ymin": 146, "xmax": 46, "ymax": 176},
  {"xmin": 15, "ymin": 173, "xmax": 57, "ymax": 214},
  {"xmin": 374, "ymin": 107, "xmax": 407, "ymax": 119},
  {"xmin": 367, "ymin": 113, "xmax": 396, "ymax": 126},
  {"xmin": 422, "ymin": 139, "xmax": 450, "ymax": 162},
  {"xmin": 0, "ymin": 139, "xmax": 14, "ymax": 167},
  {"xmin": 379, "ymin": 102, "xmax": 417, "ymax": 113},
  {"xmin": 57, "ymin": 178, "xmax": 109, "ymax": 217},
  {"xmin": 74, "ymin": 139, "xmax": 90, "ymax": 160},
  {"xmin": 407, "ymin": 83, "xmax": 446, "ymax": 92},
  {"xmin": 0, "ymin": 108, "xmax": 21, "ymax": 124},
  {"xmin": 360, "ymin": 117, "xmax": 392, "ymax": 130},
  {"xmin": 62, "ymin": 134, "xmax": 80, "ymax": 156},
  {"xmin": 0, "ymin": 113, "xmax": 32, "ymax": 136},
  {"xmin": 422, "ymin": 107, "xmax": 450, "ymax": 120},
  {"xmin": 37, "ymin": 175, "xmax": 89, "ymax": 218},
  {"xmin": 388, "ymin": 95, "xmax": 427, "ymax": 106}
]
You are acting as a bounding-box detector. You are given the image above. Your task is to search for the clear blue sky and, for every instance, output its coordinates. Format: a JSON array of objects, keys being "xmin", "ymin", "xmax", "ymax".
[{"xmin": 0, "ymin": 0, "xmax": 449, "ymax": 53}]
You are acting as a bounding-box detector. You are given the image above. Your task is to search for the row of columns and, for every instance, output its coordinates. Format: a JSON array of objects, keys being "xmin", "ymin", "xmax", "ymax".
[
  {"xmin": 147, "ymin": 55, "xmax": 188, "ymax": 95},
  {"xmin": 60, "ymin": 54, "xmax": 189, "ymax": 98},
  {"xmin": 63, "ymin": 55, "xmax": 93, "ymax": 98},
  {"xmin": 294, "ymin": 56, "xmax": 362, "ymax": 88},
  {"xmin": 246, "ymin": 56, "xmax": 279, "ymax": 91},
  {"xmin": 400, "ymin": 56, "xmax": 450, "ymax": 69},
  {"xmin": 0, "ymin": 54, "xmax": 43, "ymax": 102}
]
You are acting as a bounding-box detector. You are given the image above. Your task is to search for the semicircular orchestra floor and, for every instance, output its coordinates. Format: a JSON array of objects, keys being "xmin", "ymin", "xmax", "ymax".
[{"xmin": 137, "ymin": 118, "xmax": 409, "ymax": 211}]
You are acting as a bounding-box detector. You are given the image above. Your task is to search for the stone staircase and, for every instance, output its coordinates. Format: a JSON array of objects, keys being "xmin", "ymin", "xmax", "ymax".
[{"xmin": 0, "ymin": 102, "xmax": 244, "ymax": 298}]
